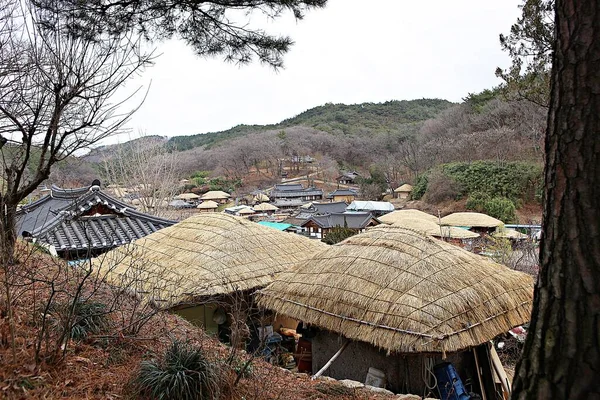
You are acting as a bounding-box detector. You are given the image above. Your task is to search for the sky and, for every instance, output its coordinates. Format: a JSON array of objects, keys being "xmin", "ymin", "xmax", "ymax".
[{"xmin": 115, "ymin": 0, "xmax": 522, "ymax": 143}]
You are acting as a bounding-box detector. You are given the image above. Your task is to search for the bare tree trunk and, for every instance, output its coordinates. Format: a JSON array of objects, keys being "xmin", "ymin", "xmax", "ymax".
[
  {"xmin": 511, "ymin": 1, "xmax": 600, "ymax": 398},
  {"xmin": 0, "ymin": 199, "xmax": 18, "ymax": 362}
]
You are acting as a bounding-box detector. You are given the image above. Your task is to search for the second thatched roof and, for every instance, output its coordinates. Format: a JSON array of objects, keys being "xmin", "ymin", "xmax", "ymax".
[
  {"xmin": 93, "ymin": 213, "xmax": 325, "ymax": 307},
  {"xmin": 257, "ymin": 225, "xmax": 533, "ymax": 353},
  {"xmin": 388, "ymin": 217, "xmax": 480, "ymax": 240},
  {"xmin": 440, "ymin": 212, "xmax": 503, "ymax": 228},
  {"xmin": 379, "ymin": 209, "xmax": 439, "ymax": 225}
]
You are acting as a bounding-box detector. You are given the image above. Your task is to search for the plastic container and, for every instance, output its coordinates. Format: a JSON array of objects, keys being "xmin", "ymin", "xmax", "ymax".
[{"xmin": 364, "ymin": 367, "xmax": 386, "ymax": 388}]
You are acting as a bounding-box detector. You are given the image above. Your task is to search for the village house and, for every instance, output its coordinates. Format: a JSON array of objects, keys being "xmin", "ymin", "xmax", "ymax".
[
  {"xmin": 201, "ymin": 190, "xmax": 231, "ymax": 204},
  {"xmin": 93, "ymin": 213, "xmax": 324, "ymax": 343},
  {"xmin": 300, "ymin": 212, "xmax": 379, "ymax": 239},
  {"xmin": 394, "ymin": 183, "xmax": 413, "ymax": 199},
  {"xmin": 440, "ymin": 212, "xmax": 504, "ymax": 234},
  {"xmin": 16, "ymin": 180, "xmax": 175, "ymax": 260},
  {"xmin": 346, "ymin": 200, "xmax": 395, "ymax": 217},
  {"xmin": 257, "ymin": 225, "xmax": 533, "ymax": 398},
  {"xmin": 336, "ymin": 171, "xmax": 360, "ymax": 186},
  {"xmin": 196, "ymin": 200, "xmax": 219, "ymax": 212},
  {"xmin": 327, "ymin": 188, "xmax": 358, "ymax": 203},
  {"xmin": 269, "ymin": 183, "xmax": 323, "ymax": 202}
]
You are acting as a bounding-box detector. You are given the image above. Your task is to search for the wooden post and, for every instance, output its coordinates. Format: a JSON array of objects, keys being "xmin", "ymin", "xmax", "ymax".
[{"xmin": 311, "ymin": 341, "xmax": 350, "ymax": 380}]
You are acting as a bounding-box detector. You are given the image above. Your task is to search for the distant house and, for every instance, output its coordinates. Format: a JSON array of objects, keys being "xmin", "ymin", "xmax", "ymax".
[
  {"xmin": 201, "ymin": 190, "xmax": 231, "ymax": 204},
  {"xmin": 16, "ymin": 181, "xmax": 175, "ymax": 260},
  {"xmin": 394, "ymin": 184, "xmax": 413, "ymax": 199},
  {"xmin": 328, "ymin": 188, "xmax": 357, "ymax": 203},
  {"xmin": 197, "ymin": 200, "xmax": 219, "ymax": 212},
  {"xmin": 300, "ymin": 212, "xmax": 379, "ymax": 239},
  {"xmin": 336, "ymin": 171, "xmax": 360, "ymax": 186},
  {"xmin": 270, "ymin": 183, "xmax": 323, "ymax": 202},
  {"xmin": 257, "ymin": 221, "xmax": 297, "ymax": 233},
  {"xmin": 346, "ymin": 200, "xmax": 395, "ymax": 217}
]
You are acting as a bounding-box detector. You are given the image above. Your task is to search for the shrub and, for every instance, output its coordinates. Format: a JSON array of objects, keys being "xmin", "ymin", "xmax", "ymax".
[
  {"xmin": 132, "ymin": 341, "xmax": 221, "ymax": 400},
  {"xmin": 49, "ymin": 300, "xmax": 109, "ymax": 340},
  {"xmin": 466, "ymin": 192, "xmax": 491, "ymax": 212},
  {"xmin": 483, "ymin": 197, "xmax": 517, "ymax": 223},
  {"xmin": 422, "ymin": 170, "xmax": 463, "ymax": 204},
  {"xmin": 322, "ymin": 226, "xmax": 357, "ymax": 245}
]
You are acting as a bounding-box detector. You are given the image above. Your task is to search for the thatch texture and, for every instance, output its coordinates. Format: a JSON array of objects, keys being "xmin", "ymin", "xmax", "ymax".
[
  {"xmin": 176, "ymin": 193, "xmax": 200, "ymax": 200},
  {"xmin": 386, "ymin": 217, "xmax": 479, "ymax": 240},
  {"xmin": 493, "ymin": 228, "xmax": 528, "ymax": 240},
  {"xmin": 253, "ymin": 203, "xmax": 279, "ymax": 211},
  {"xmin": 197, "ymin": 200, "xmax": 219, "ymax": 209},
  {"xmin": 378, "ymin": 209, "xmax": 439, "ymax": 225},
  {"xmin": 394, "ymin": 184, "xmax": 413, "ymax": 193},
  {"xmin": 93, "ymin": 213, "xmax": 325, "ymax": 307},
  {"xmin": 257, "ymin": 225, "xmax": 533, "ymax": 353},
  {"xmin": 201, "ymin": 190, "xmax": 231, "ymax": 200},
  {"xmin": 440, "ymin": 212, "xmax": 503, "ymax": 228}
]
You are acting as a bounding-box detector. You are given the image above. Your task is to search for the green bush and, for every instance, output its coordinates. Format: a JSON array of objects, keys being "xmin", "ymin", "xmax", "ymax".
[
  {"xmin": 49, "ymin": 300, "xmax": 109, "ymax": 340},
  {"xmin": 483, "ymin": 197, "xmax": 517, "ymax": 223},
  {"xmin": 466, "ymin": 192, "xmax": 491, "ymax": 212},
  {"xmin": 133, "ymin": 341, "xmax": 221, "ymax": 400},
  {"xmin": 322, "ymin": 226, "xmax": 358, "ymax": 245}
]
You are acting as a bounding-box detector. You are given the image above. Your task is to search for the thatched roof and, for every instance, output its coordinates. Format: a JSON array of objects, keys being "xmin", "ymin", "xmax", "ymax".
[
  {"xmin": 253, "ymin": 193, "xmax": 270, "ymax": 203},
  {"xmin": 388, "ymin": 217, "xmax": 479, "ymax": 240},
  {"xmin": 93, "ymin": 213, "xmax": 325, "ymax": 306},
  {"xmin": 176, "ymin": 192, "xmax": 200, "ymax": 200},
  {"xmin": 378, "ymin": 209, "xmax": 439, "ymax": 225},
  {"xmin": 201, "ymin": 190, "xmax": 231, "ymax": 200},
  {"xmin": 394, "ymin": 184, "xmax": 413, "ymax": 193},
  {"xmin": 253, "ymin": 203, "xmax": 279, "ymax": 212},
  {"xmin": 197, "ymin": 200, "xmax": 219, "ymax": 209},
  {"xmin": 440, "ymin": 212, "xmax": 503, "ymax": 228},
  {"xmin": 493, "ymin": 228, "xmax": 528, "ymax": 240},
  {"xmin": 257, "ymin": 225, "xmax": 533, "ymax": 353},
  {"xmin": 238, "ymin": 207, "xmax": 255, "ymax": 215}
]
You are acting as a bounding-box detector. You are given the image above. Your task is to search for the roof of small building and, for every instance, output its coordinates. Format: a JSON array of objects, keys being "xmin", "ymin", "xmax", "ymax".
[
  {"xmin": 253, "ymin": 203, "xmax": 279, "ymax": 212},
  {"xmin": 440, "ymin": 212, "xmax": 503, "ymax": 228},
  {"xmin": 197, "ymin": 200, "xmax": 219, "ymax": 209},
  {"xmin": 257, "ymin": 221, "xmax": 295, "ymax": 231},
  {"xmin": 200, "ymin": 190, "xmax": 231, "ymax": 200},
  {"xmin": 388, "ymin": 217, "xmax": 480, "ymax": 240},
  {"xmin": 346, "ymin": 201, "xmax": 395, "ymax": 213},
  {"xmin": 257, "ymin": 225, "xmax": 534, "ymax": 353},
  {"xmin": 394, "ymin": 184, "xmax": 413, "ymax": 193},
  {"xmin": 378, "ymin": 209, "xmax": 439, "ymax": 224},
  {"xmin": 328, "ymin": 189, "xmax": 358, "ymax": 197},
  {"xmin": 175, "ymin": 192, "xmax": 200, "ymax": 200},
  {"xmin": 301, "ymin": 212, "xmax": 377, "ymax": 230},
  {"xmin": 16, "ymin": 183, "xmax": 175, "ymax": 253},
  {"xmin": 493, "ymin": 228, "xmax": 529, "ymax": 240},
  {"xmin": 93, "ymin": 213, "xmax": 325, "ymax": 306}
]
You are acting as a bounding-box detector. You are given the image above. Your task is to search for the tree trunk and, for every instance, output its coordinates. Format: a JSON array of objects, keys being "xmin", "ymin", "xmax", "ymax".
[{"xmin": 511, "ymin": 1, "xmax": 600, "ymax": 399}]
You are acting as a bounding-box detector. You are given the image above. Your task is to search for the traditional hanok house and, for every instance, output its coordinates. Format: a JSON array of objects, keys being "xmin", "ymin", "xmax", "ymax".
[
  {"xmin": 201, "ymin": 190, "xmax": 231, "ymax": 204},
  {"xmin": 270, "ymin": 183, "xmax": 323, "ymax": 203},
  {"xmin": 327, "ymin": 188, "xmax": 358, "ymax": 203},
  {"xmin": 336, "ymin": 171, "xmax": 360, "ymax": 186},
  {"xmin": 300, "ymin": 212, "xmax": 379, "ymax": 239},
  {"xmin": 175, "ymin": 192, "xmax": 201, "ymax": 204},
  {"xmin": 93, "ymin": 213, "xmax": 324, "ymax": 341},
  {"xmin": 257, "ymin": 225, "xmax": 534, "ymax": 398},
  {"xmin": 346, "ymin": 200, "xmax": 395, "ymax": 217},
  {"xmin": 16, "ymin": 181, "xmax": 175, "ymax": 260},
  {"xmin": 197, "ymin": 200, "xmax": 219, "ymax": 213},
  {"xmin": 272, "ymin": 198, "xmax": 306, "ymax": 211},
  {"xmin": 394, "ymin": 183, "xmax": 413, "ymax": 199},
  {"xmin": 253, "ymin": 202, "xmax": 279, "ymax": 215},
  {"xmin": 237, "ymin": 207, "xmax": 256, "ymax": 218},
  {"xmin": 378, "ymin": 209, "xmax": 439, "ymax": 224},
  {"xmin": 440, "ymin": 212, "xmax": 503, "ymax": 235}
]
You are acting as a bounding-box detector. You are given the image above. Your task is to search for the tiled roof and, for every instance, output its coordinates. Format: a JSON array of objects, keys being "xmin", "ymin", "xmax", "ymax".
[
  {"xmin": 301, "ymin": 212, "xmax": 378, "ymax": 230},
  {"xmin": 16, "ymin": 183, "xmax": 175, "ymax": 254}
]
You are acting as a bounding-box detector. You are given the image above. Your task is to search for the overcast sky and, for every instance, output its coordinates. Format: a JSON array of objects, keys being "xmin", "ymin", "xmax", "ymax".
[{"xmin": 116, "ymin": 0, "xmax": 521, "ymax": 143}]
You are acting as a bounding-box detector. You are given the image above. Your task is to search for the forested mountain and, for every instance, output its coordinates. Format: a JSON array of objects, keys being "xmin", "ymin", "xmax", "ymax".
[{"xmin": 166, "ymin": 99, "xmax": 453, "ymax": 151}]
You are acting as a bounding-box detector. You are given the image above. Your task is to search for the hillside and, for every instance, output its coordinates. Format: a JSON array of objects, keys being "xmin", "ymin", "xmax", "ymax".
[{"xmin": 166, "ymin": 98, "xmax": 454, "ymax": 151}]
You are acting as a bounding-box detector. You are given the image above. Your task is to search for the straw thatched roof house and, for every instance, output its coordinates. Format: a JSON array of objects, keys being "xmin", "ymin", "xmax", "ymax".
[
  {"xmin": 94, "ymin": 213, "xmax": 324, "ymax": 336},
  {"xmin": 378, "ymin": 209, "xmax": 439, "ymax": 224},
  {"xmin": 253, "ymin": 202, "xmax": 279, "ymax": 212},
  {"xmin": 493, "ymin": 228, "xmax": 528, "ymax": 240},
  {"xmin": 201, "ymin": 190, "xmax": 231, "ymax": 204},
  {"xmin": 253, "ymin": 193, "xmax": 270, "ymax": 203},
  {"xmin": 440, "ymin": 212, "xmax": 503, "ymax": 234},
  {"xmin": 388, "ymin": 217, "xmax": 480, "ymax": 241},
  {"xmin": 394, "ymin": 184, "xmax": 413, "ymax": 199},
  {"xmin": 197, "ymin": 200, "xmax": 219, "ymax": 212},
  {"xmin": 257, "ymin": 225, "xmax": 533, "ymax": 394},
  {"xmin": 176, "ymin": 192, "xmax": 201, "ymax": 201}
]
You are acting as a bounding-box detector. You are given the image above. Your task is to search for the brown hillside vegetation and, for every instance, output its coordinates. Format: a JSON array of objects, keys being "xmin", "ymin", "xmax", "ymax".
[{"xmin": 0, "ymin": 244, "xmax": 395, "ymax": 400}]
